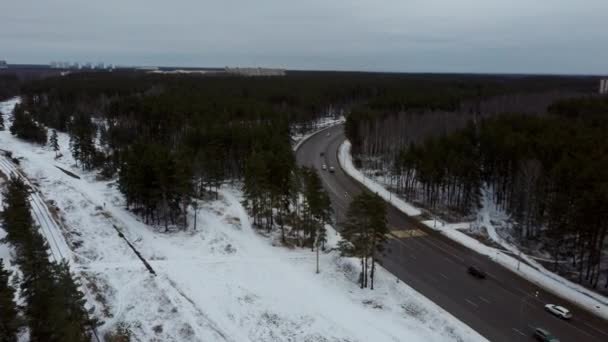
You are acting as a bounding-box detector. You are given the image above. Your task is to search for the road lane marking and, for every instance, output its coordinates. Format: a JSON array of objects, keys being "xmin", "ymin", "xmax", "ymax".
[
  {"xmin": 563, "ymin": 321, "xmax": 603, "ymax": 340},
  {"xmin": 465, "ymin": 299, "xmax": 478, "ymax": 308},
  {"xmin": 512, "ymin": 328, "xmax": 526, "ymax": 336},
  {"xmin": 412, "ymin": 236, "xmax": 465, "ymax": 262},
  {"xmin": 443, "ymin": 257, "xmax": 456, "ymax": 264},
  {"xmin": 583, "ymin": 322, "xmax": 608, "ymax": 337},
  {"xmin": 439, "ymin": 273, "xmax": 449, "ymax": 280},
  {"xmin": 478, "ymin": 296, "xmax": 491, "ymax": 304}
]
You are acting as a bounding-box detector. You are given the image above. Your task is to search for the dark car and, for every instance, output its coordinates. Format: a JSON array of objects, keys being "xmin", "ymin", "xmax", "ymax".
[
  {"xmin": 467, "ymin": 266, "xmax": 486, "ymax": 279},
  {"xmin": 320, "ymin": 152, "xmax": 324, "ymax": 156},
  {"xmin": 534, "ymin": 328, "xmax": 560, "ymax": 342}
]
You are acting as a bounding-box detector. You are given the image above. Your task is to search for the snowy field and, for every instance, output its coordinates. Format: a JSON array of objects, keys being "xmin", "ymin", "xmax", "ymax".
[
  {"xmin": 0, "ymin": 98, "xmax": 484, "ymax": 342},
  {"xmin": 338, "ymin": 140, "xmax": 608, "ymax": 321}
]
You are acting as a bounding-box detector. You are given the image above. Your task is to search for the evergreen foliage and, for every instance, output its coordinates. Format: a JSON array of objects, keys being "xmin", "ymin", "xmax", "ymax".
[
  {"xmin": 0, "ymin": 260, "xmax": 21, "ymax": 342},
  {"xmin": 1, "ymin": 177, "xmax": 95, "ymax": 341},
  {"xmin": 0, "ymin": 108, "xmax": 5, "ymax": 130},
  {"xmin": 9, "ymin": 104, "xmax": 47, "ymax": 144},
  {"xmin": 339, "ymin": 192, "xmax": 387, "ymax": 289},
  {"xmin": 50, "ymin": 129, "xmax": 59, "ymax": 157}
]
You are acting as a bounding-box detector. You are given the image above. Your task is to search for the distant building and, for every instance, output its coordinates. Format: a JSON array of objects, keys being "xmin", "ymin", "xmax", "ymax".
[
  {"xmin": 224, "ymin": 67, "xmax": 285, "ymax": 76},
  {"xmin": 600, "ymin": 79, "xmax": 608, "ymax": 94},
  {"xmin": 0, "ymin": 60, "xmax": 7, "ymax": 69}
]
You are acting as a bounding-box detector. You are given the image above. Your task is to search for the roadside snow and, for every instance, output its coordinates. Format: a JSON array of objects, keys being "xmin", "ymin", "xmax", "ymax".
[
  {"xmin": 292, "ymin": 117, "xmax": 345, "ymax": 151},
  {"xmin": 338, "ymin": 141, "xmax": 421, "ymax": 216},
  {"xmin": 338, "ymin": 139, "xmax": 608, "ymax": 321},
  {"xmin": 0, "ymin": 98, "xmax": 485, "ymax": 342}
]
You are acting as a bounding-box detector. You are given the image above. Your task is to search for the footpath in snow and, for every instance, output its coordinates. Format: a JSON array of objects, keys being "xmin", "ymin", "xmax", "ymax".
[
  {"xmin": 338, "ymin": 139, "xmax": 608, "ymax": 321},
  {"xmin": 0, "ymin": 98, "xmax": 485, "ymax": 342}
]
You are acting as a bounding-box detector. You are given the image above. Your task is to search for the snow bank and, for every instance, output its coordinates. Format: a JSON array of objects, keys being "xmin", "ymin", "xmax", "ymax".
[
  {"xmin": 338, "ymin": 141, "xmax": 421, "ymax": 216},
  {"xmin": 338, "ymin": 139, "xmax": 608, "ymax": 321},
  {"xmin": 0, "ymin": 98, "xmax": 485, "ymax": 342}
]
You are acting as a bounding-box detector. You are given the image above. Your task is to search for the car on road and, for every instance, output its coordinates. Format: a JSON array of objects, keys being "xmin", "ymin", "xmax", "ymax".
[
  {"xmin": 329, "ymin": 166, "xmax": 335, "ymax": 173},
  {"xmin": 326, "ymin": 132, "xmax": 331, "ymax": 137},
  {"xmin": 467, "ymin": 266, "xmax": 486, "ymax": 279},
  {"xmin": 320, "ymin": 151, "xmax": 324, "ymax": 156},
  {"xmin": 544, "ymin": 304, "xmax": 572, "ymax": 319},
  {"xmin": 322, "ymin": 164, "xmax": 327, "ymax": 171},
  {"xmin": 534, "ymin": 327, "xmax": 560, "ymax": 342}
]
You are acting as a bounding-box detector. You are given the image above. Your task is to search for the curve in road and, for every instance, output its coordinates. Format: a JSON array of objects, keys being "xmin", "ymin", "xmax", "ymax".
[{"xmin": 296, "ymin": 125, "xmax": 608, "ymax": 342}]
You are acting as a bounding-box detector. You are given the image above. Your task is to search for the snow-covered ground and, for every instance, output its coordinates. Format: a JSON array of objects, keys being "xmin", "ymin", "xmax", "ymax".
[
  {"xmin": 338, "ymin": 141, "xmax": 421, "ymax": 216},
  {"xmin": 0, "ymin": 98, "xmax": 484, "ymax": 342},
  {"xmin": 338, "ymin": 139, "xmax": 608, "ymax": 321}
]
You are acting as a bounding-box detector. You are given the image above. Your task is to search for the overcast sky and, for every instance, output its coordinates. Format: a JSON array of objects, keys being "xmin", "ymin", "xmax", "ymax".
[{"xmin": 1, "ymin": 0, "xmax": 607, "ymax": 74}]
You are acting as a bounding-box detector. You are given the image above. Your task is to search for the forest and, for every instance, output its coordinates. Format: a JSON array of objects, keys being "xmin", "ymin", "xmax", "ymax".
[
  {"xmin": 347, "ymin": 90, "xmax": 608, "ymax": 290},
  {"xmin": 6, "ymin": 71, "xmax": 606, "ymax": 292},
  {"xmin": 0, "ymin": 177, "xmax": 95, "ymax": 341}
]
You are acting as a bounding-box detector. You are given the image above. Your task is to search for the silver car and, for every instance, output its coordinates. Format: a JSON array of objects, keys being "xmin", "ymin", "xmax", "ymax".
[{"xmin": 544, "ymin": 304, "xmax": 572, "ymax": 319}]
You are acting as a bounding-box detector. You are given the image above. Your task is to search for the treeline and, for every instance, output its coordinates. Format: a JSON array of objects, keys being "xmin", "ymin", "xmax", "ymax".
[
  {"xmin": 16, "ymin": 71, "xmax": 351, "ymax": 234},
  {"xmin": 346, "ymin": 91, "xmax": 586, "ymax": 168},
  {"xmin": 345, "ymin": 75, "xmax": 597, "ymax": 163},
  {"xmin": 394, "ymin": 123, "xmax": 480, "ymax": 215},
  {"xmin": 389, "ymin": 95, "xmax": 608, "ymax": 288},
  {"xmin": 0, "ymin": 177, "xmax": 95, "ymax": 341},
  {"xmin": 0, "ymin": 73, "xmax": 20, "ymax": 102}
]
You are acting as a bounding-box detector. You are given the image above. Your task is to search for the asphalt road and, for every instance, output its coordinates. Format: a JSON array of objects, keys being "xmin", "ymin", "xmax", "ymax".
[{"xmin": 296, "ymin": 125, "xmax": 608, "ymax": 342}]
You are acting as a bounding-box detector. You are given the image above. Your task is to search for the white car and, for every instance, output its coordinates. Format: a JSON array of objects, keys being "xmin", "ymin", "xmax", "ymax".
[
  {"xmin": 322, "ymin": 164, "xmax": 327, "ymax": 171},
  {"xmin": 329, "ymin": 166, "xmax": 335, "ymax": 173},
  {"xmin": 544, "ymin": 304, "xmax": 572, "ymax": 319}
]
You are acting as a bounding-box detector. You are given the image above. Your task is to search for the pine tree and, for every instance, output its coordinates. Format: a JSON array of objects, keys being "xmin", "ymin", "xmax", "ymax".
[
  {"xmin": 9, "ymin": 104, "xmax": 47, "ymax": 144},
  {"xmin": 0, "ymin": 260, "xmax": 21, "ymax": 342},
  {"xmin": 50, "ymin": 129, "xmax": 60, "ymax": 157},
  {"xmin": 1, "ymin": 176, "xmax": 94, "ymax": 341},
  {"xmin": 339, "ymin": 192, "xmax": 387, "ymax": 289},
  {"xmin": 0, "ymin": 110, "xmax": 5, "ymax": 130},
  {"xmin": 48, "ymin": 261, "xmax": 94, "ymax": 342}
]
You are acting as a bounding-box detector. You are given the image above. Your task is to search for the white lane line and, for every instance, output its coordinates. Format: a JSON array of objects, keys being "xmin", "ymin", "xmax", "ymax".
[
  {"xmin": 564, "ymin": 321, "xmax": 604, "ymax": 340},
  {"xmin": 465, "ymin": 299, "xmax": 478, "ymax": 308},
  {"xmin": 418, "ymin": 237, "xmax": 465, "ymax": 262},
  {"xmin": 478, "ymin": 296, "xmax": 491, "ymax": 304},
  {"xmin": 443, "ymin": 257, "xmax": 456, "ymax": 264},
  {"xmin": 512, "ymin": 328, "xmax": 526, "ymax": 337},
  {"xmin": 583, "ymin": 322, "xmax": 608, "ymax": 337},
  {"xmin": 439, "ymin": 273, "xmax": 448, "ymax": 280}
]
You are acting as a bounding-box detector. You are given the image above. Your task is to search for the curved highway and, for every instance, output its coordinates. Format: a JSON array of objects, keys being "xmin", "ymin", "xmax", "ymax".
[{"xmin": 296, "ymin": 125, "xmax": 608, "ymax": 342}]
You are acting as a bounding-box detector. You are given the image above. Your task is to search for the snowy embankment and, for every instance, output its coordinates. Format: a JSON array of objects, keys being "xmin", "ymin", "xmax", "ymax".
[
  {"xmin": 0, "ymin": 98, "xmax": 484, "ymax": 342},
  {"xmin": 338, "ymin": 139, "xmax": 608, "ymax": 321},
  {"xmin": 338, "ymin": 141, "xmax": 421, "ymax": 216}
]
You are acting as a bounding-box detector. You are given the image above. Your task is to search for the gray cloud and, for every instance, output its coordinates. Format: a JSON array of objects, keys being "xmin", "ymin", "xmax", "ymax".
[{"xmin": 1, "ymin": 0, "xmax": 606, "ymax": 74}]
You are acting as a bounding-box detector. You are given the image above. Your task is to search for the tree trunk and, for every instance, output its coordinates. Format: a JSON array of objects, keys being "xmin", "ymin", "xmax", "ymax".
[{"xmin": 370, "ymin": 254, "xmax": 375, "ymax": 290}]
